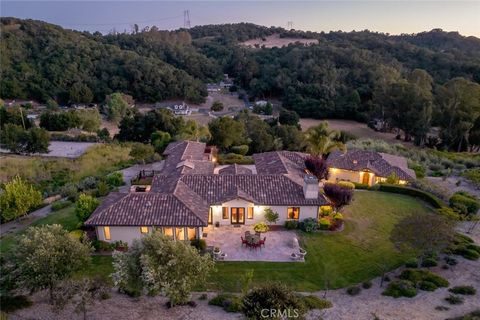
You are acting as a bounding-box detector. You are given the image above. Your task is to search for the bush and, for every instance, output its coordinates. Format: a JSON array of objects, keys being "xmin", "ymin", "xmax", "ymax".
[
  {"xmin": 123, "ymin": 286, "xmax": 142, "ymax": 298},
  {"xmin": 353, "ymin": 182, "xmax": 369, "ymax": 190},
  {"xmin": 299, "ymin": 217, "xmax": 318, "ymax": 233},
  {"xmin": 411, "ymin": 164, "xmax": 426, "ymax": 179},
  {"xmin": 69, "ymin": 229, "xmax": 84, "ymax": 240},
  {"xmin": 338, "ymin": 181, "xmax": 355, "ymax": 189},
  {"xmin": 75, "ymin": 193, "xmax": 99, "ymax": 222},
  {"xmin": 382, "ymin": 280, "xmax": 417, "ymax": 298},
  {"xmin": 191, "ymin": 239, "xmax": 207, "ymax": 252},
  {"xmin": 444, "ymin": 256, "xmax": 458, "ymax": 266},
  {"xmin": 333, "ymin": 213, "xmax": 343, "ymax": 221},
  {"xmin": 398, "ymin": 269, "xmax": 449, "ymax": 289},
  {"xmin": 300, "ymin": 295, "xmax": 332, "ymax": 310},
  {"xmin": 449, "ymin": 286, "xmax": 477, "ymax": 295},
  {"xmin": 421, "ymin": 258, "xmax": 438, "ymax": 268},
  {"xmin": 405, "ymin": 258, "xmax": 419, "ymax": 268},
  {"xmin": 445, "ymin": 294, "xmax": 464, "ymax": 305},
  {"xmin": 446, "ymin": 234, "xmax": 480, "ymax": 261},
  {"xmin": 362, "ymin": 281, "xmax": 372, "ymax": 289},
  {"xmin": 77, "ymin": 176, "xmax": 98, "ymax": 191},
  {"xmin": 96, "ymin": 181, "xmax": 110, "ymax": 197},
  {"xmin": 319, "ymin": 206, "xmax": 333, "ymax": 216},
  {"xmin": 346, "ymin": 286, "xmax": 361, "ymax": 296},
  {"xmin": 92, "ymin": 240, "xmax": 115, "ymax": 252},
  {"xmin": 0, "ymin": 295, "xmax": 33, "ymax": 312},
  {"xmin": 106, "ymin": 172, "xmax": 124, "ymax": 187},
  {"xmin": 449, "ymin": 192, "xmax": 480, "ymax": 216},
  {"xmin": 209, "ymin": 293, "xmax": 241, "ymax": 313},
  {"xmin": 418, "ymin": 281, "xmax": 437, "ymax": 291},
  {"xmin": 284, "ymin": 220, "xmax": 299, "ymax": 230},
  {"xmin": 230, "ymin": 145, "xmax": 249, "ymax": 156},
  {"xmin": 60, "ymin": 183, "xmax": 78, "ymax": 201},
  {"xmin": 51, "ymin": 200, "xmax": 72, "ymax": 211},
  {"xmin": 253, "ymin": 222, "xmax": 269, "ymax": 233},
  {"xmin": 318, "ymin": 217, "xmax": 331, "ymax": 230},
  {"xmin": 376, "ymin": 184, "xmax": 444, "ymax": 208},
  {"xmin": 437, "ymin": 207, "xmax": 462, "ymax": 221},
  {"xmin": 198, "ymin": 293, "xmax": 208, "ymax": 300},
  {"xmin": 242, "ymin": 283, "xmax": 305, "ymax": 319}
]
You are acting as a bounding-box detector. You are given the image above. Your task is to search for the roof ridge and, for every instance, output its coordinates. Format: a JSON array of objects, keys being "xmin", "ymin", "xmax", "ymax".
[{"xmin": 173, "ymin": 180, "xmax": 208, "ymax": 224}]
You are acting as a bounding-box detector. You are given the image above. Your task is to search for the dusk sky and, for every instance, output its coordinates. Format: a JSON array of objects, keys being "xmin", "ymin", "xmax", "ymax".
[{"xmin": 1, "ymin": 1, "xmax": 479, "ymax": 37}]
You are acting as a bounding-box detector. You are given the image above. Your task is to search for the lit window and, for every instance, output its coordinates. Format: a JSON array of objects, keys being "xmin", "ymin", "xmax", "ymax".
[
  {"xmin": 208, "ymin": 207, "xmax": 213, "ymax": 224},
  {"xmin": 164, "ymin": 227, "xmax": 173, "ymax": 238},
  {"xmin": 247, "ymin": 207, "xmax": 254, "ymax": 219},
  {"xmin": 140, "ymin": 226, "xmax": 148, "ymax": 234},
  {"xmin": 222, "ymin": 207, "xmax": 229, "ymax": 219},
  {"xmin": 103, "ymin": 226, "xmax": 111, "ymax": 240},
  {"xmin": 187, "ymin": 227, "xmax": 197, "ymax": 240},
  {"xmin": 175, "ymin": 227, "xmax": 185, "ymax": 241},
  {"xmin": 287, "ymin": 207, "xmax": 300, "ymax": 220}
]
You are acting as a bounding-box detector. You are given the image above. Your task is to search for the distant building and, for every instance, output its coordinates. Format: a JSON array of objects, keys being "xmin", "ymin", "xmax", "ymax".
[{"xmin": 172, "ymin": 102, "xmax": 191, "ymax": 115}]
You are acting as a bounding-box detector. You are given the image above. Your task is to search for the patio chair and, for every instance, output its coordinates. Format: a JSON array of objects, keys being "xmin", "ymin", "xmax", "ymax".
[
  {"xmin": 241, "ymin": 236, "xmax": 248, "ymax": 247},
  {"xmin": 259, "ymin": 237, "xmax": 266, "ymax": 247}
]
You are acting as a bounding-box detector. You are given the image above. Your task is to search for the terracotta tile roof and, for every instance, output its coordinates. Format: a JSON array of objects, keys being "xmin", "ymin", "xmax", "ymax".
[
  {"xmin": 180, "ymin": 174, "xmax": 328, "ymax": 206},
  {"xmin": 327, "ymin": 149, "xmax": 415, "ymax": 181},
  {"xmin": 218, "ymin": 164, "xmax": 252, "ymax": 175},
  {"xmin": 85, "ymin": 192, "xmax": 206, "ymax": 227}
]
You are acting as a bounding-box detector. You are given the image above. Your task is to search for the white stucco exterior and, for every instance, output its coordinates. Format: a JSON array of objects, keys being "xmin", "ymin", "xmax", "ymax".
[
  {"xmin": 327, "ymin": 168, "xmax": 375, "ymax": 186},
  {"xmin": 96, "ymin": 225, "xmax": 202, "ymax": 245}
]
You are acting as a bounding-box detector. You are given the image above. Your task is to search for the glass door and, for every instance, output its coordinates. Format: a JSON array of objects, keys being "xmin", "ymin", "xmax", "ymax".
[{"xmin": 231, "ymin": 207, "xmax": 245, "ymax": 224}]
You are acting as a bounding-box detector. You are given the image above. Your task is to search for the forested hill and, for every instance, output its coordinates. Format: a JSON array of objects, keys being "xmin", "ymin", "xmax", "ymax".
[
  {"xmin": 0, "ymin": 17, "xmax": 209, "ymax": 104},
  {"xmin": 1, "ymin": 18, "xmax": 480, "ymax": 120}
]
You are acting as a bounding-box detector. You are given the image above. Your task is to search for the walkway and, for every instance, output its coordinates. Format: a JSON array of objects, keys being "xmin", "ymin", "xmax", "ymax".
[{"xmin": 0, "ymin": 204, "xmax": 53, "ymax": 236}]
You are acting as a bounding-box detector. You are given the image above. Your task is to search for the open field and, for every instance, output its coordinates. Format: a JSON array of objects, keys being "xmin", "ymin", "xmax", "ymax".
[
  {"xmin": 242, "ymin": 34, "xmax": 319, "ymax": 48},
  {"xmin": 0, "ymin": 141, "xmax": 97, "ymax": 158},
  {"xmin": 300, "ymin": 118, "xmax": 413, "ymax": 146}
]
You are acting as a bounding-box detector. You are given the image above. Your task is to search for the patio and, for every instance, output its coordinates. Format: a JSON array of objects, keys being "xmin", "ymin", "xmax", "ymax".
[{"xmin": 203, "ymin": 225, "xmax": 304, "ymax": 262}]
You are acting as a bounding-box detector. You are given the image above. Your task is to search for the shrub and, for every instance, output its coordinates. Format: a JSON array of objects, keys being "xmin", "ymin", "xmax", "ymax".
[
  {"xmin": 319, "ymin": 206, "xmax": 333, "ymax": 216},
  {"xmin": 75, "ymin": 193, "xmax": 99, "ymax": 222},
  {"xmin": 398, "ymin": 269, "xmax": 449, "ymax": 289},
  {"xmin": 51, "ymin": 200, "xmax": 72, "ymax": 211},
  {"xmin": 318, "ymin": 217, "xmax": 331, "ymax": 230},
  {"xmin": 300, "ymin": 295, "xmax": 332, "ymax": 310},
  {"xmin": 444, "ymin": 256, "xmax": 458, "ymax": 266},
  {"xmin": 446, "ymin": 234, "xmax": 480, "ymax": 260},
  {"xmin": 324, "ymin": 182, "xmax": 354, "ymax": 211},
  {"xmin": 69, "ymin": 229, "xmax": 84, "ymax": 240},
  {"xmin": 92, "ymin": 240, "xmax": 115, "ymax": 252},
  {"xmin": 209, "ymin": 293, "xmax": 241, "ymax": 313},
  {"xmin": 346, "ymin": 286, "xmax": 361, "ymax": 296},
  {"xmin": 405, "ymin": 258, "xmax": 419, "ymax": 268},
  {"xmin": 362, "ymin": 281, "xmax": 372, "ymax": 289},
  {"xmin": 230, "ymin": 145, "xmax": 249, "ymax": 156},
  {"xmin": 437, "ymin": 207, "xmax": 462, "ymax": 221},
  {"xmin": 264, "ymin": 208, "xmax": 279, "ymax": 225},
  {"xmin": 445, "ymin": 294, "xmax": 464, "ymax": 305},
  {"xmin": 198, "ymin": 293, "xmax": 208, "ymax": 300},
  {"xmin": 449, "ymin": 286, "xmax": 477, "ymax": 295},
  {"xmin": 382, "ymin": 280, "xmax": 417, "ymax": 298},
  {"xmin": 242, "ymin": 283, "xmax": 305, "ymax": 319},
  {"xmin": 353, "ymin": 182, "xmax": 369, "ymax": 189},
  {"xmin": 253, "ymin": 222, "xmax": 269, "ymax": 233},
  {"xmin": 60, "ymin": 183, "xmax": 79, "ymax": 201},
  {"xmin": 106, "ymin": 172, "xmax": 124, "ymax": 187},
  {"xmin": 123, "ymin": 286, "xmax": 142, "ymax": 298},
  {"xmin": 338, "ymin": 181, "xmax": 355, "ymax": 189},
  {"xmin": 77, "ymin": 176, "xmax": 98, "ymax": 191},
  {"xmin": 376, "ymin": 184, "xmax": 444, "ymax": 208},
  {"xmin": 299, "ymin": 217, "xmax": 318, "ymax": 233},
  {"xmin": 411, "ymin": 164, "xmax": 426, "ymax": 179},
  {"xmin": 449, "ymin": 192, "xmax": 480, "ymax": 216},
  {"xmin": 333, "ymin": 213, "xmax": 344, "ymax": 221},
  {"xmin": 418, "ymin": 281, "xmax": 437, "ymax": 291},
  {"xmin": 96, "ymin": 181, "xmax": 110, "ymax": 196},
  {"xmin": 284, "ymin": 220, "xmax": 299, "ymax": 230},
  {"xmin": 421, "ymin": 258, "xmax": 438, "ymax": 268},
  {"xmin": 0, "ymin": 295, "xmax": 33, "ymax": 312},
  {"xmin": 191, "ymin": 239, "xmax": 207, "ymax": 252}
]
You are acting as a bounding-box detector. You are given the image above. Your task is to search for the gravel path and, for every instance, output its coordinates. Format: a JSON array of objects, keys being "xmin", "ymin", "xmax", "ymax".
[{"xmin": 0, "ymin": 204, "xmax": 53, "ymax": 235}]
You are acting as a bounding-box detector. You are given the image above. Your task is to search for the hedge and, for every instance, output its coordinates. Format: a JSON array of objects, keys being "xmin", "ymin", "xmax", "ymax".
[{"xmin": 376, "ymin": 184, "xmax": 444, "ymax": 208}]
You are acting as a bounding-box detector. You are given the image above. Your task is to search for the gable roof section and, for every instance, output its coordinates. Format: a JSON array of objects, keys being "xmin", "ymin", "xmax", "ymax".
[
  {"xmin": 327, "ymin": 149, "xmax": 415, "ymax": 181},
  {"xmin": 180, "ymin": 174, "xmax": 328, "ymax": 206},
  {"xmin": 85, "ymin": 192, "xmax": 206, "ymax": 227},
  {"xmin": 218, "ymin": 164, "xmax": 252, "ymax": 175}
]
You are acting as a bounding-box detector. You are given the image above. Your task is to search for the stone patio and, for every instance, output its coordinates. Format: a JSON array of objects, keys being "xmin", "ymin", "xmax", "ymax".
[{"xmin": 203, "ymin": 225, "xmax": 303, "ymax": 262}]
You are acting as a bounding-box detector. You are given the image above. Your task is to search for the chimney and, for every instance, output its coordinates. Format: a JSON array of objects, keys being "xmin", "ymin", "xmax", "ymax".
[{"xmin": 303, "ymin": 175, "xmax": 319, "ymax": 199}]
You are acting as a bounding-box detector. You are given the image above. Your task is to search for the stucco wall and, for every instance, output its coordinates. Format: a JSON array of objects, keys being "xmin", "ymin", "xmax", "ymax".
[
  {"xmin": 328, "ymin": 168, "xmax": 375, "ymax": 186},
  {"xmin": 96, "ymin": 226, "xmax": 201, "ymax": 245},
  {"xmin": 209, "ymin": 198, "xmax": 320, "ymax": 226}
]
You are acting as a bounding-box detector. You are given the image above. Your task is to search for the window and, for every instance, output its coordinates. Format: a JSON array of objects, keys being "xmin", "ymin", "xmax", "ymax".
[
  {"xmin": 140, "ymin": 226, "xmax": 148, "ymax": 234},
  {"xmin": 287, "ymin": 207, "xmax": 300, "ymax": 220},
  {"xmin": 247, "ymin": 207, "xmax": 254, "ymax": 219},
  {"xmin": 187, "ymin": 227, "xmax": 197, "ymax": 240},
  {"xmin": 103, "ymin": 226, "xmax": 111, "ymax": 240},
  {"xmin": 222, "ymin": 207, "xmax": 229, "ymax": 219},
  {"xmin": 164, "ymin": 227, "xmax": 173, "ymax": 238},
  {"xmin": 175, "ymin": 227, "xmax": 185, "ymax": 241},
  {"xmin": 208, "ymin": 208, "xmax": 213, "ymax": 224}
]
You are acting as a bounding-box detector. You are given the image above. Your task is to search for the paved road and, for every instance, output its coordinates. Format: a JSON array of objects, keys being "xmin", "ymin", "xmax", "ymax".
[{"xmin": 0, "ymin": 204, "xmax": 53, "ymax": 236}]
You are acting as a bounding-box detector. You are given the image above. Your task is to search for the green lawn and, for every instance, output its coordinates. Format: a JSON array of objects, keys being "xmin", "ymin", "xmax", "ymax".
[{"xmin": 206, "ymin": 191, "xmax": 433, "ymax": 292}]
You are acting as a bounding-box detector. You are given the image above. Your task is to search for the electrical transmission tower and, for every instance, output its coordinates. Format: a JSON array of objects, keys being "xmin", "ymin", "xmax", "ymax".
[
  {"xmin": 183, "ymin": 10, "xmax": 191, "ymax": 28},
  {"xmin": 287, "ymin": 21, "xmax": 294, "ymax": 30}
]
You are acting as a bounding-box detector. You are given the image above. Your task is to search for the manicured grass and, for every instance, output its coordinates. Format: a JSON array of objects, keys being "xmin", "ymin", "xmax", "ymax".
[
  {"xmin": 76, "ymin": 256, "xmax": 114, "ymax": 285},
  {"xmin": 207, "ymin": 191, "xmax": 433, "ymax": 292},
  {"xmin": 0, "ymin": 205, "xmax": 79, "ymax": 254}
]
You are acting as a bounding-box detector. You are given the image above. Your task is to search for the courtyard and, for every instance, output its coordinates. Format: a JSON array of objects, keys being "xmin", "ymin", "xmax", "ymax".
[{"xmin": 204, "ymin": 225, "xmax": 301, "ymax": 262}]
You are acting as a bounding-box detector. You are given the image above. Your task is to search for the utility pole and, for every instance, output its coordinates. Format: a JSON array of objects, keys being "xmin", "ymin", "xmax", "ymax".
[
  {"xmin": 183, "ymin": 10, "xmax": 191, "ymax": 29},
  {"xmin": 287, "ymin": 21, "xmax": 294, "ymax": 30}
]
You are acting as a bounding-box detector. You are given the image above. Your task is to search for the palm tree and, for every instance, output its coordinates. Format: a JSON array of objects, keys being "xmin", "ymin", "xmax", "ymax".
[{"xmin": 305, "ymin": 121, "xmax": 346, "ymax": 157}]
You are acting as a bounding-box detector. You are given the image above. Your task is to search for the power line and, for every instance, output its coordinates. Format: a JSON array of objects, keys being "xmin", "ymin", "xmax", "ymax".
[{"xmin": 60, "ymin": 15, "xmax": 183, "ymax": 27}]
